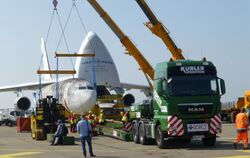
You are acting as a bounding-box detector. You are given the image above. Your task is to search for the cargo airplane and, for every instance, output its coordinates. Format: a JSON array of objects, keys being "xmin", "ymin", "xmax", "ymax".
[{"xmin": 0, "ymin": 32, "xmax": 150, "ymax": 113}]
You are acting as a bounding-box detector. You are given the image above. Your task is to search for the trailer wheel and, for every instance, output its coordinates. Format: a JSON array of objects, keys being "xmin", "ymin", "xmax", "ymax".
[
  {"xmin": 202, "ymin": 135, "xmax": 216, "ymax": 147},
  {"xmin": 139, "ymin": 123, "xmax": 148, "ymax": 145},
  {"xmin": 156, "ymin": 125, "xmax": 166, "ymax": 149},
  {"xmin": 132, "ymin": 123, "xmax": 139, "ymax": 144}
]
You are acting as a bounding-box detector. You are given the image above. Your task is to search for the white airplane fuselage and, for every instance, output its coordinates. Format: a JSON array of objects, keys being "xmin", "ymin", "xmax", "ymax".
[
  {"xmin": 42, "ymin": 79, "xmax": 97, "ymax": 113},
  {"xmin": 0, "ymin": 32, "xmax": 147, "ymax": 113},
  {"xmin": 40, "ymin": 32, "xmax": 120, "ymax": 113}
]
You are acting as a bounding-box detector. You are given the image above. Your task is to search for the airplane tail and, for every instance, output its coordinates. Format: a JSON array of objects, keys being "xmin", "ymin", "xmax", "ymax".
[
  {"xmin": 74, "ymin": 32, "xmax": 121, "ymax": 89},
  {"xmin": 40, "ymin": 38, "xmax": 52, "ymax": 81}
]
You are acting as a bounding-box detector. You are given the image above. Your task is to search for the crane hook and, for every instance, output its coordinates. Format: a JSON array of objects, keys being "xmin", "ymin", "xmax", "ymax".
[{"xmin": 53, "ymin": 0, "xmax": 58, "ymax": 9}]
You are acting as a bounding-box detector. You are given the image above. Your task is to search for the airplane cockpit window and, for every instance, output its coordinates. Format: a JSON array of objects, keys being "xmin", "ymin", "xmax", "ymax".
[
  {"xmin": 79, "ymin": 86, "xmax": 94, "ymax": 90},
  {"xmin": 87, "ymin": 86, "xmax": 94, "ymax": 90},
  {"xmin": 79, "ymin": 86, "xmax": 87, "ymax": 90}
]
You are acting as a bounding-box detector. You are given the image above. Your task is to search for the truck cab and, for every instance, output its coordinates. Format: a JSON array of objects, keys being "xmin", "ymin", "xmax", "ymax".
[{"xmin": 130, "ymin": 59, "xmax": 225, "ymax": 148}]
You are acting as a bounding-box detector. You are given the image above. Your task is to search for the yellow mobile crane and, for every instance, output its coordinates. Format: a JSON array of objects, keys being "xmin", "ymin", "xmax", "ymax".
[
  {"xmin": 87, "ymin": 0, "xmax": 154, "ymax": 89},
  {"xmin": 135, "ymin": 0, "xmax": 184, "ymax": 60}
]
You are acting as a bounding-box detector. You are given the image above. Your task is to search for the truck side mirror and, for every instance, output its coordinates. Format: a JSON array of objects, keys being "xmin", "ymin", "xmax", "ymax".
[
  {"xmin": 162, "ymin": 80, "xmax": 169, "ymax": 98},
  {"xmin": 219, "ymin": 79, "xmax": 226, "ymax": 95},
  {"xmin": 156, "ymin": 79, "xmax": 163, "ymax": 96}
]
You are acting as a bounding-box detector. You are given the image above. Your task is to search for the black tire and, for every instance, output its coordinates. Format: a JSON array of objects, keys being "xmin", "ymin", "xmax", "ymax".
[
  {"xmin": 132, "ymin": 123, "xmax": 139, "ymax": 144},
  {"xmin": 202, "ymin": 135, "xmax": 216, "ymax": 147},
  {"xmin": 156, "ymin": 125, "xmax": 166, "ymax": 149},
  {"xmin": 178, "ymin": 138, "xmax": 191, "ymax": 146},
  {"xmin": 139, "ymin": 123, "xmax": 148, "ymax": 145},
  {"xmin": 183, "ymin": 138, "xmax": 191, "ymax": 144}
]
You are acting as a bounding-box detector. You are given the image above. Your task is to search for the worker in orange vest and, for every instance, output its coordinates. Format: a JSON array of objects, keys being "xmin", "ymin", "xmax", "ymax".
[{"xmin": 234, "ymin": 107, "xmax": 249, "ymax": 149}]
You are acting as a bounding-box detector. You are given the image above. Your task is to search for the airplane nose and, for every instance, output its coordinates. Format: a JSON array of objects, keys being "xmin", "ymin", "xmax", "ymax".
[
  {"xmin": 82, "ymin": 90, "xmax": 97, "ymax": 107},
  {"xmin": 67, "ymin": 90, "xmax": 97, "ymax": 113}
]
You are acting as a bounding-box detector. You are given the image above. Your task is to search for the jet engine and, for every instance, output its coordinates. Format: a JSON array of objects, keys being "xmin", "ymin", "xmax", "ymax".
[
  {"xmin": 14, "ymin": 97, "xmax": 31, "ymax": 111},
  {"xmin": 123, "ymin": 93, "xmax": 135, "ymax": 106}
]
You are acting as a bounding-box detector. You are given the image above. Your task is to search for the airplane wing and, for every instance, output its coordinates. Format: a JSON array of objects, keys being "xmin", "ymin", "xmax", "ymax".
[
  {"xmin": 0, "ymin": 37, "xmax": 54, "ymax": 93},
  {"xmin": 120, "ymin": 82, "xmax": 151, "ymax": 96},
  {"xmin": 0, "ymin": 80, "xmax": 54, "ymax": 92},
  {"xmin": 0, "ymin": 75, "xmax": 73, "ymax": 92},
  {"xmin": 0, "ymin": 37, "xmax": 72, "ymax": 93}
]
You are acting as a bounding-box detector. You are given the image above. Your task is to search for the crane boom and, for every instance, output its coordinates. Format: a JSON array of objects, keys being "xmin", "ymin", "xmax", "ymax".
[
  {"xmin": 87, "ymin": 0, "xmax": 154, "ymax": 81},
  {"xmin": 135, "ymin": 0, "xmax": 185, "ymax": 60}
]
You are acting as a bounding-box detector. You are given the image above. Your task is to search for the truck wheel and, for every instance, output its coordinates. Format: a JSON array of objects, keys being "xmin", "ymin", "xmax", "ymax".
[
  {"xmin": 139, "ymin": 123, "xmax": 148, "ymax": 145},
  {"xmin": 156, "ymin": 125, "xmax": 166, "ymax": 149},
  {"xmin": 202, "ymin": 135, "xmax": 216, "ymax": 146},
  {"xmin": 132, "ymin": 123, "xmax": 139, "ymax": 144}
]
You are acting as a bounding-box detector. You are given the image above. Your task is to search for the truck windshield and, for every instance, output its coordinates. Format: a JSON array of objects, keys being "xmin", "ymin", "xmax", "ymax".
[{"xmin": 167, "ymin": 75, "xmax": 219, "ymax": 96}]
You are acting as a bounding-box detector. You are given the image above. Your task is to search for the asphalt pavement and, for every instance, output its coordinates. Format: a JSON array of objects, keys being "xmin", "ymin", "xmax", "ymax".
[{"xmin": 0, "ymin": 124, "xmax": 249, "ymax": 158}]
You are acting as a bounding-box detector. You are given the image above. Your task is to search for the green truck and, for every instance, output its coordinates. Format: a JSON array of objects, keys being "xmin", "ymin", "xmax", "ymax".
[
  {"xmin": 129, "ymin": 59, "xmax": 225, "ymax": 148},
  {"xmin": 87, "ymin": 0, "xmax": 226, "ymax": 149}
]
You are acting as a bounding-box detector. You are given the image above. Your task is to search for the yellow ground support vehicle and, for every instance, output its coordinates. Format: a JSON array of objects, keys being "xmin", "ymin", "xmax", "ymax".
[
  {"xmin": 31, "ymin": 96, "xmax": 66, "ymax": 140},
  {"xmin": 221, "ymin": 90, "xmax": 250, "ymax": 122}
]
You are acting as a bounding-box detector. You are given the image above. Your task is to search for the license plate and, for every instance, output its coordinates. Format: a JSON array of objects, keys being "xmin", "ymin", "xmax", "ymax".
[
  {"xmin": 192, "ymin": 135, "xmax": 205, "ymax": 140},
  {"xmin": 187, "ymin": 123, "xmax": 208, "ymax": 132}
]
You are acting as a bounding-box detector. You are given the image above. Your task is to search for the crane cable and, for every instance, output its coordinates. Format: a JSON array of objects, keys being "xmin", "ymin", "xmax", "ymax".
[
  {"xmin": 72, "ymin": 0, "xmax": 97, "ymax": 60},
  {"xmin": 39, "ymin": 0, "xmax": 76, "ymax": 74},
  {"xmin": 38, "ymin": 12, "xmax": 55, "ymax": 71},
  {"xmin": 54, "ymin": 0, "xmax": 97, "ymax": 77},
  {"xmin": 42, "ymin": 0, "xmax": 97, "ymax": 87},
  {"xmin": 54, "ymin": 2, "xmax": 75, "ymax": 73},
  {"xmin": 73, "ymin": 0, "xmax": 97, "ymax": 88}
]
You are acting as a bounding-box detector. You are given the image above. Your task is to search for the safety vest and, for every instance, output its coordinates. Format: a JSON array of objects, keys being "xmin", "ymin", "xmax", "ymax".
[
  {"xmin": 99, "ymin": 112, "xmax": 104, "ymax": 123},
  {"xmin": 235, "ymin": 112, "xmax": 248, "ymax": 130},
  {"xmin": 122, "ymin": 112, "xmax": 128, "ymax": 123},
  {"xmin": 69, "ymin": 115, "xmax": 74, "ymax": 124},
  {"xmin": 87, "ymin": 114, "xmax": 95, "ymax": 126},
  {"xmin": 72, "ymin": 116, "xmax": 77, "ymax": 124}
]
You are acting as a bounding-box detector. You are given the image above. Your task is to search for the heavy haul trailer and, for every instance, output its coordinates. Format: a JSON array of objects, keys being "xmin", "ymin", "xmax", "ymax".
[
  {"xmin": 99, "ymin": 61, "xmax": 226, "ymax": 146},
  {"xmin": 130, "ymin": 60, "xmax": 225, "ymax": 148},
  {"xmin": 31, "ymin": 96, "xmax": 66, "ymax": 140},
  {"xmin": 99, "ymin": 122, "xmax": 133, "ymax": 141},
  {"xmin": 87, "ymin": 0, "xmax": 226, "ymax": 148}
]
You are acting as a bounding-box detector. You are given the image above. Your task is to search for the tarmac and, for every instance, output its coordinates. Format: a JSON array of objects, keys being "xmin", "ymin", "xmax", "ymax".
[{"xmin": 0, "ymin": 123, "xmax": 250, "ymax": 158}]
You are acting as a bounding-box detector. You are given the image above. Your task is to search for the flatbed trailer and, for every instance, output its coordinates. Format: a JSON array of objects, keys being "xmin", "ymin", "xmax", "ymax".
[{"xmin": 99, "ymin": 122, "xmax": 133, "ymax": 141}]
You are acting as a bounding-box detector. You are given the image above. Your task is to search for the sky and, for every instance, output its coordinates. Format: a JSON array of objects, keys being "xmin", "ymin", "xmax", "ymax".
[{"xmin": 0, "ymin": 0, "xmax": 249, "ymax": 109}]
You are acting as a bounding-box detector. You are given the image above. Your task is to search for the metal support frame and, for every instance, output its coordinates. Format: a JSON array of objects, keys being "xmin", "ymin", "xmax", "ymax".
[{"xmin": 37, "ymin": 52, "xmax": 96, "ymax": 102}]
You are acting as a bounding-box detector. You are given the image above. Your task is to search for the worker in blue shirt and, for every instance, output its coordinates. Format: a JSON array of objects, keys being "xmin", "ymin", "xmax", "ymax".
[
  {"xmin": 50, "ymin": 120, "xmax": 65, "ymax": 145},
  {"xmin": 77, "ymin": 114, "xmax": 96, "ymax": 157}
]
